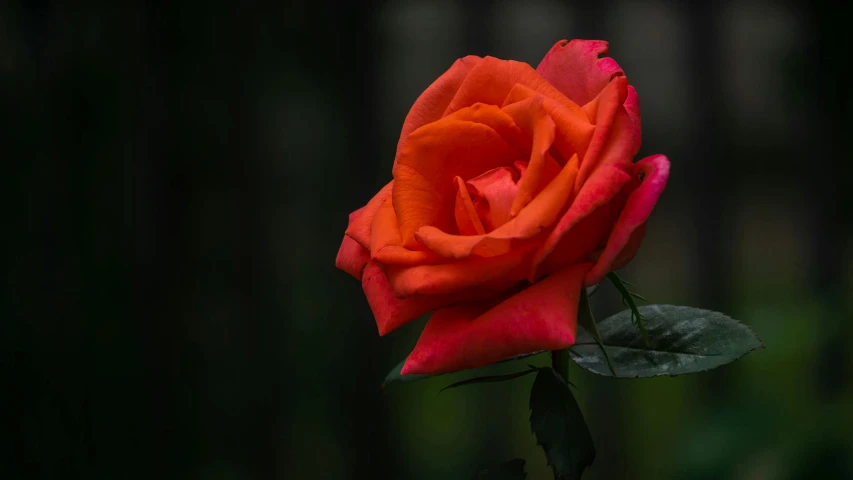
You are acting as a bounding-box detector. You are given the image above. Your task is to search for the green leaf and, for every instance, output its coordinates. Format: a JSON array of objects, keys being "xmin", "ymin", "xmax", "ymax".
[
  {"xmin": 607, "ymin": 272, "xmax": 650, "ymax": 347},
  {"xmin": 441, "ymin": 367, "xmax": 538, "ymax": 393},
  {"xmin": 473, "ymin": 458, "xmax": 526, "ymax": 479},
  {"xmin": 382, "ymin": 351, "xmax": 546, "ymax": 388},
  {"xmin": 570, "ymin": 305, "xmax": 764, "ymax": 378},
  {"xmin": 576, "ymin": 288, "xmax": 615, "ymax": 376},
  {"xmin": 529, "ymin": 367, "xmax": 595, "ymax": 479}
]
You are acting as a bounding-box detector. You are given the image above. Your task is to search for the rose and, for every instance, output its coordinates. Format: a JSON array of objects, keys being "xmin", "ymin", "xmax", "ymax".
[{"xmin": 336, "ymin": 39, "xmax": 669, "ymax": 375}]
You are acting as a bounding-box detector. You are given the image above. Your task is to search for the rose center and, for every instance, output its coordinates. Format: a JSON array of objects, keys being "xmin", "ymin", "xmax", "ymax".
[{"xmin": 454, "ymin": 161, "xmax": 530, "ymax": 235}]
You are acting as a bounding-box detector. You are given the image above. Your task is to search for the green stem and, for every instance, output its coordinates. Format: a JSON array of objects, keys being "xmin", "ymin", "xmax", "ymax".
[{"xmin": 551, "ymin": 348, "xmax": 570, "ymax": 383}]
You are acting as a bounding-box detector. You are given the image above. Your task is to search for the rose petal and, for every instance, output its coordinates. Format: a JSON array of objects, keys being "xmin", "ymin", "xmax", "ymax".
[
  {"xmin": 393, "ymin": 106, "xmax": 522, "ymax": 247},
  {"xmin": 386, "ymin": 245, "xmax": 537, "ymax": 297},
  {"xmin": 608, "ymin": 222, "xmax": 647, "ymax": 272},
  {"xmin": 445, "ymin": 102, "xmax": 532, "ymax": 152},
  {"xmin": 576, "ymin": 76, "xmax": 630, "ymax": 191},
  {"xmin": 336, "ymin": 206, "xmax": 375, "ymax": 279},
  {"xmin": 442, "ymin": 57, "xmax": 568, "ymax": 116},
  {"xmin": 624, "ymin": 85, "xmax": 642, "ymax": 156},
  {"xmin": 502, "ymin": 83, "xmax": 594, "ymax": 164},
  {"xmin": 581, "ymin": 74, "xmax": 626, "ymax": 124},
  {"xmin": 362, "ymin": 262, "xmax": 500, "ymax": 336},
  {"xmin": 533, "ymin": 203, "xmax": 615, "ymax": 279},
  {"xmin": 400, "ymin": 262, "xmax": 591, "ymax": 375},
  {"xmin": 415, "ymin": 154, "xmax": 580, "ymax": 260},
  {"xmin": 532, "ymin": 163, "xmax": 633, "ymax": 280},
  {"xmin": 348, "ymin": 206, "xmax": 366, "ymax": 224},
  {"xmin": 467, "ymin": 166, "xmax": 520, "ymax": 231},
  {"xmin": 454, "ymin": 176, "xmax": 486, "ymax": 236},
  {"xmin": 501, "ymin": 95, "xmax": 557, "ymax": 216},
  {"xmin": 335, "ymin": 235, "xmax": 371, "ymax": 280},
  {"xmin": 536, "ymin": 39, "xmax": 625, "ymax": 106},
  {"xmin": 394, "ymin": 55, "xmax": 482, "ymax": 167},
  {"xmin": 585, "ymin": 154, "xmax": 670, "ymax": 285},
  {"xmin": 370, "ymin": 197, "xmax": 444, "ymax": 266},
  {"xmin": 345, "ymin": 181, "xmax": 394, "ymax": 249}
]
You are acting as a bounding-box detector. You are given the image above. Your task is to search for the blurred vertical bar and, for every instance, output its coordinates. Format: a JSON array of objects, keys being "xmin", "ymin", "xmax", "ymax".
[
  {"xmin": 228, "ymin": 5, "xmax": 271, "ymax": 478},
  {"xmin": 3, "ymin": 3, "xmax": 102, "ymax": 478},
  {"xmin": 809, "ymin": 3, "xmax": 852, "ymax": 401},
  {"xmin": 682, "ymin": 0, "xmax": 731, "ymax": 402},
  {"xmin": 138, "ymin": 2, "xmax": 193, "ymax": 476},
  {"xmin": 683, "ymin": 2, "xmax": 729, "ymax": 318}
]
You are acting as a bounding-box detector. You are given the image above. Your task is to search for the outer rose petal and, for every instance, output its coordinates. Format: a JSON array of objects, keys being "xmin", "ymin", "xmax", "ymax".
[
  {"xmin": 585, "ymin": 155, "xmax": 670, "ymax": 285},
  {"xmin": 576, "ymin": 75, "xmax": 630, "ymax": 190},
  {"xmin": 536, "ymin": 39, "xmax": 624, "ymax": 106},
  {"xmin": 624, "ymin": 85, "xmax": 642, "ymax": 156},
  {"xmin": 393, "ymin": 106, "xmax": 522, "ymax": 247},
  {"xmin": 345, "ymin": 181, "xmax": 394, "ymax": 249},
  {"xmin": 532, "ymin": 163, "xmax": 632, "ymax": 279},
  {"xmin": 394, "ymin": 55, "xmax": 481, "ymax": 166},
  {"xmin": 608, "ymin": 223, "xmax": 647, "ymax": 272},
  {"xmin": 348, "ymin": 206, "xmax": 366, "ymax": 224},
  {"xmin": 336, "ymin": 235, "xmax": 371, "ymax": 280},
  {"xmin": 401, "ymin": 262, "xmax": 591, "ymax": 375},
  {"xmin": 370, "ymin": 197, "xmax": 444, "ymax": 266},
  {"xmin": 335, "ymin": 206, "xmax": 370, "ymax": 279},
  {"xmin": 361, "ymin": 262, "xmax": 499, "ymax": 336},
  {"xmin": 534, "ymin": 203, "xmax": 616, "ymax": 279}
]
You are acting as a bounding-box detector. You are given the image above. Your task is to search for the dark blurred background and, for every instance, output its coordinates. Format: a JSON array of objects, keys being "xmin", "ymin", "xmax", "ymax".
[{"xmin": 2, "ymin": 1, "xmax": 851, "ymax": 479}]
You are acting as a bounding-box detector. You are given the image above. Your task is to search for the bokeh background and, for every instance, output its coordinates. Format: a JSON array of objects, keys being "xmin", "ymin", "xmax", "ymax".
[{"xmin": 3, "ymin": 1, "xmax": 852, "ymax": 479}]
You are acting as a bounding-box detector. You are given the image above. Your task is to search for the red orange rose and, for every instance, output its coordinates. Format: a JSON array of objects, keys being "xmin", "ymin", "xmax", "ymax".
[{"xmin": 336, "ymin": 39, "xmax": 669, "ymax": 375}]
